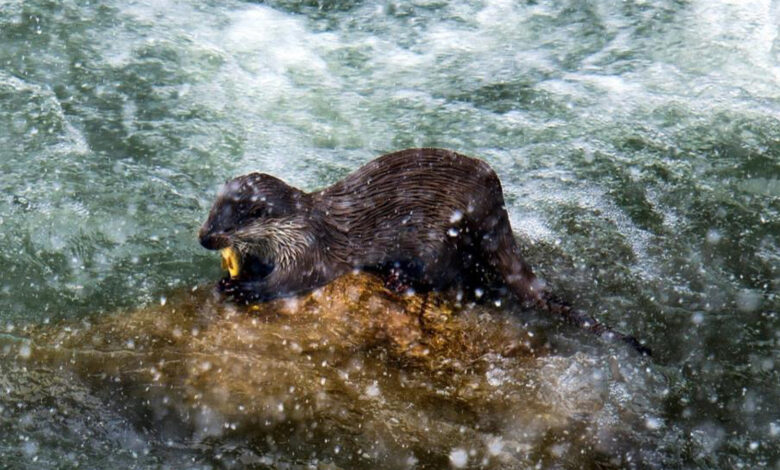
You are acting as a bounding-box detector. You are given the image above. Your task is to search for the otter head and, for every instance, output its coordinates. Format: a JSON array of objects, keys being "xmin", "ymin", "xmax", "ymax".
[{"xmin": 199, "ymin": 173, "xmax": 311, "ymax": 279}]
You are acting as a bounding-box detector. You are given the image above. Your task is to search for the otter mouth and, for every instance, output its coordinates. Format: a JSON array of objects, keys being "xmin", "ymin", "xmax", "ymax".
[{"xmin": 219, "ymin": 247, "xmax": 274, "ymax": 280}]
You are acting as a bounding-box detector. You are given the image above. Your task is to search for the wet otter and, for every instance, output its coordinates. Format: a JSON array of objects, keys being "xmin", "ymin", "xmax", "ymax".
[{"xmin": 199, "ymin": 148, "xmax": 649, "ymax": 354}]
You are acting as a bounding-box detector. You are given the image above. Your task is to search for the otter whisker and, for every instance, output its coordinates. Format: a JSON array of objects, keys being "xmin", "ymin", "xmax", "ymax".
[{"xmin": 234, "ymin": 217, "xmax": 314, "ymax": 270}]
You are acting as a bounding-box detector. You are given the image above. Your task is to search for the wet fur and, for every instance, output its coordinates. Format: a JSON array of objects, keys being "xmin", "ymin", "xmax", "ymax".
[{"xmin": 200, "ymin": 148, "xmax": 650, "ymax": 354}]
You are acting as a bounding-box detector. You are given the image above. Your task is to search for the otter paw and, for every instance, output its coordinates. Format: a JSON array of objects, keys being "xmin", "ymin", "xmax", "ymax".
[
  {"xmin": 383, "ymin": 268, "xmax": 414, "ymax": 295},
  {"xmin": 216, "ymin": 276, "xmax": 235, "ymax": 293},
  {"xmin": 217, "ymin": 278, "xmax": 261, "ymax": 304}
]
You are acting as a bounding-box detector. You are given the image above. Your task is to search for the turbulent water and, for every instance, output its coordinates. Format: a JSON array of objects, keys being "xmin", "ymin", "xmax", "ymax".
[{"xmin": 0, "ymin": 0, "xmax": 778, "ymax": 468}]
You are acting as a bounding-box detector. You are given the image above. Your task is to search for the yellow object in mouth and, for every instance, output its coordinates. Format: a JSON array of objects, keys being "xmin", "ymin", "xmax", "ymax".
[{"xmin": 220, "ymin": 247, "xmax": 240, "ymax": 279}]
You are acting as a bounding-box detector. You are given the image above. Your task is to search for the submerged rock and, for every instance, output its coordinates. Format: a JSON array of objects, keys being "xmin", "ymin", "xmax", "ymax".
[{"xmin": 2, "ymin": 273, "xmax": 670, "ymax": 469}]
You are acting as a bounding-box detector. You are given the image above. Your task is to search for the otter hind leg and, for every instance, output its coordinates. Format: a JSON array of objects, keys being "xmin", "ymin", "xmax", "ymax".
[{"xmin": 476, "ymin": 207, "xmax": 541, "ymax": 304}]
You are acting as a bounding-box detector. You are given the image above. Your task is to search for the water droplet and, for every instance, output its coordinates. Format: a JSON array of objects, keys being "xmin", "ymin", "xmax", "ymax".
[
  {"xmin": 365, "ymin": 382, "xmax": 380, "ymax": 397},
  {"xmin": 645, "ymin": 416, "xmax": 663, "ymax": 430},
  {"xmin": 487, "ymin": 436, "xmax": 503, "ymax": 456},
  {"xmin": 449, "ymin": 448, "xmax": 468, "ymax": 468},
  {"xmin": 706, "ymin": 229, "xmax": 722, "ymax": 244},
  {"xmin": 736, "ymin": 289, "xmax": 761, "ymax": 312},
  {"xmin": 22, "ymin": 440, "xmax": 38, "ymax": 458},
  {"xmin": 18, "ymin": 344, "xmax": 31, "ymax": 359}
]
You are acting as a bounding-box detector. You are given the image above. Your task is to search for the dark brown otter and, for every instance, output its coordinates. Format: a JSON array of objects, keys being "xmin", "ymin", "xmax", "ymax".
[{"xmin": 199, "ymin": 148, "xmax": 650, "ymax": 354}]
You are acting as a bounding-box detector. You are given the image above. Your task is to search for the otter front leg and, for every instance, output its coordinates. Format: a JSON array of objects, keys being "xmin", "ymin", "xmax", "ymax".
[{"xmin": 217, "ymin": 277, "xmax": 273, "ymax": 304}]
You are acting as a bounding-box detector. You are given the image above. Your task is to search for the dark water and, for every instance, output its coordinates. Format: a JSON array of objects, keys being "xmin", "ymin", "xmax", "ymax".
[{"xmin": 0, "ymin": 0, "xmax": 778, "ymax": 468}]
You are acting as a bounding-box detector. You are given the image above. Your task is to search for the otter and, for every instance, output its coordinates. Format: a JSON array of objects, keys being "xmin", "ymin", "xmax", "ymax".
[{"xmin": 199, "ymin": 148, "xmax": 650, "ymax": 355}]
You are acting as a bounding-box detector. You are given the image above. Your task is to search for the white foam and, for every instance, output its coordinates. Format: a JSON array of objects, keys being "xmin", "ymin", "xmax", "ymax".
[{"xmin": 224, "ymin": 6, "xmax": 333, "ymax": 75}]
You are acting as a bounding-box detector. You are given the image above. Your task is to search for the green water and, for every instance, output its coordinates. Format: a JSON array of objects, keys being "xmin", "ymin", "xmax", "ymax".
[{"xmin": 0, "ymin": 0, "xmax": 778, "ymax": 468}]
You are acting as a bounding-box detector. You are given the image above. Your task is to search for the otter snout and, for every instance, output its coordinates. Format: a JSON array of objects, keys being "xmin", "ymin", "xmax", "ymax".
[{"xmin": 198, "ymin": 226, "xmax": 231, "ymax": 250}]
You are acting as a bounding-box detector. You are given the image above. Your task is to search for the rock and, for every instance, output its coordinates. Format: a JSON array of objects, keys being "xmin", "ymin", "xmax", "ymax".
[{"xmin": 2, "ymin": 272, "xmax": 666, "ymax": 469}]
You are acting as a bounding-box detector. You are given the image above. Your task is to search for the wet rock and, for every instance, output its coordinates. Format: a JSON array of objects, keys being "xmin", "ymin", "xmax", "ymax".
[{"xmin": 2, "ymin": 273, "xmax": 668, "ymax": 469}]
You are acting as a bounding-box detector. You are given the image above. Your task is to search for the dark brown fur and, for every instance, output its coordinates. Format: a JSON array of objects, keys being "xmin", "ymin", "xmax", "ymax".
[{"xmin": 199, "ymin": 148, "xmax": 649, "ymax": 354}]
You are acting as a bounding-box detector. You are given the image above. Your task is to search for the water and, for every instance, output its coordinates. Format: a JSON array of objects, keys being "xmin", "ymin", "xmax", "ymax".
[{"xmin": 0, "ymin": 0, "xmax": 778, "ymax": 468}]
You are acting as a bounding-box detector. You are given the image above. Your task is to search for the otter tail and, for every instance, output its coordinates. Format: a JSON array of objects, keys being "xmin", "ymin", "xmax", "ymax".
[
  {"xmin": 481, "ymin": 206, "xmax": 651, "ymax": 356},
  {"xmin": 534, "ymin": 291, "xmax": 652, "ymax": 356}
]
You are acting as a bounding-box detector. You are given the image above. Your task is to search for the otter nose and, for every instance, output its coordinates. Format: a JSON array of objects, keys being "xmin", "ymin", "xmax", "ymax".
[{"xmin": 198, "ymin": 227, "xmax": 229, "ymax": 250}]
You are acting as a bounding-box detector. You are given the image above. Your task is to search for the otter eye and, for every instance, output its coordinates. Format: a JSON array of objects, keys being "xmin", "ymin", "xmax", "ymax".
[{"xmin": 249, "ymin": 206, "xmax": 267, "ymax": 218}]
